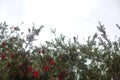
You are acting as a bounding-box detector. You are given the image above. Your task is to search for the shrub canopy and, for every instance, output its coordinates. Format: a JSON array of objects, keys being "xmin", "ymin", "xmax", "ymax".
[{"xmin": 0, "ymin": 22, "xmax": 120, "ymax": 80}]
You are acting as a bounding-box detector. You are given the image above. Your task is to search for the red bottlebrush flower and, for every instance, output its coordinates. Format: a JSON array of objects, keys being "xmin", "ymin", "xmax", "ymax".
[
  {"xmin": 41, "ymin": 49, "xmax": 45, "ymax": 54},
  {"xmin": 1, "ymin": 42, "xmax": 6, "ymax": 47},
  {"xmin": 32, "ymin": 70, "xmax": 39, "ymax": 78},
  {"xmin": 60, "ymin": 70, "xmax": 66, "ymax": 75},
  {"xmin": 1, "ymin": 54, "xmax": 6, "ymax": 59},
  {"xmin": 14, "ymin": 27, "xmax": 17, "ymax": 30},
  {"xmin": 58, "ymin": 70, "xmax": 66, "ymax": 80},
  {"xmin": 18, "ymin": 64, "xmax": 23, "ymax": 69},
  {"xmin": 58, "ymin": 75, "xmax": 63, "ymax": 80},
  {"xmin": 44, "ymin": 65, "xmax": 50, "ymax": 71},
  {"xmin": 49, "ymin": 59, "xmax": 56, "ymax": 65},
  {"xmin": 10, "ymin": 53, "xmax": 14, "ymax": 58},
  {"xmin": 27, "ymin": 65, "xmax": 33, "ymax": 72}
]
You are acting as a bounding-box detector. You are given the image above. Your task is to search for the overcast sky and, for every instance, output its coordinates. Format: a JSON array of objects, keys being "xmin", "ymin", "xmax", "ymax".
[{"xmin": 0, "ymin": 0, "xmax": 120, "ymax": 44}]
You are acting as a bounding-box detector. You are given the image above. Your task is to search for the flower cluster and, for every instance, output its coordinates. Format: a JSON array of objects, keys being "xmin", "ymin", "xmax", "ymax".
[
  {"xmin": 0, "ymin": 22, "xmax": 72, "ymax": 80},
  {"xmin": 1, "ymin": 21, "xmax": 120, "ymax": 80}
]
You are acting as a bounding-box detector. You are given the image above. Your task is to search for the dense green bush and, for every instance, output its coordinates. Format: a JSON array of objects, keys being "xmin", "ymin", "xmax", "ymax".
[{"xmin": 0, "ymin": 21, "xmax": 120, "ymax": 80}]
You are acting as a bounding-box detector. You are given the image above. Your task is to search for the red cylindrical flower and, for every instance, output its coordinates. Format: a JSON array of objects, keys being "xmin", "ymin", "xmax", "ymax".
[
  {"xmin": 58, "ymin": 70, "xmax": 66, "ymax": 80},
  {"xmin": 32, "ymin": 70, "xmax": 39, "ymax": 78},
  {"xmin": 14, "ymin": 27, "xmax": 17, "ymax": 30},
  {"xmin": 1, "ymin": 54, "xmax": 6, "ymax": 59},
  {"xmin": 10, "ymin": 53, "xmax": 14, "ymax": 58},
  {"xmin": 58, "ymin": 75, "xmax": 63, "ymax": 80},
  {"xmin": 41, "ymin": 49, "xmax": 45, "ymax": 54},
  {"xmin": 44, "ymin": 65, "xmax": 50, "ymax": 71},
  {"xmin": 2, "ymin": 42, "xmax": 6, "ymax": 47},
  {"xmin": 27, "ymin": 65, "xmax": 33, "ymax": 72},
  {"xmin": 49, "ymin": 59, "xmax": 56, "ymax": 65}
]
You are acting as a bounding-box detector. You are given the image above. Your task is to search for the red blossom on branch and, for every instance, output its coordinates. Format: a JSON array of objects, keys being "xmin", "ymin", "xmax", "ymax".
[
  {"xmin": 49, "ymin": 59, "xmax": 56, "ymax": 65},
  {"xmin": 58, "ymin": 70, "xmax": 66, "ymax": 80},
  {"xmin": 41, "ymin": 49, "xmax": 45, "ymax": 54},
  {"xmin": 32, "ymin": 70, "xmax": 39, "ymax": 78},
  {"xmin": 14, "ymin": 27, "xmax": 17, "ymax": 30},
  {"xmin": 27, "ymin": 65, "xmax": 33, "ymax": 72},
  {"xmin": 10, "ymin": 53, "xmax": 14, "ymax": 58},
  {"xmin": 1, "ymin": 42, "xmax": 6, "ymax": 47},
  {"xmin": 44, "ymin": 65, "xmax": 50, "ymax": 71},
  {"xmin": 1, "ymin": 54, "xmax": 6, "ymax": 59},
  {"xmin": 39, "ymin": 49, "xmax": 46, "ymax": 54}
]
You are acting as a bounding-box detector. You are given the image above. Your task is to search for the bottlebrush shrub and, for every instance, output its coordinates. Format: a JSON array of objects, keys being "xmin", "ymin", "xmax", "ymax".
[{"xmin": 0, "ymin": 21, "xmax": 120, "ymax": 80}]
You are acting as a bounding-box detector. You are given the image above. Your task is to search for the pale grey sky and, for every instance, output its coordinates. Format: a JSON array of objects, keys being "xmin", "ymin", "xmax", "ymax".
[{"xmin": 0, "ymin": 0, "xmax": 120, "ymax": 44}]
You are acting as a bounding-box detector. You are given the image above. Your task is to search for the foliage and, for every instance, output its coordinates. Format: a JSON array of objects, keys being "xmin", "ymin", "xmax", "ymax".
[{"xmin": 0, "ymin": 21, "xmax": 120, "ymax": 80}]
